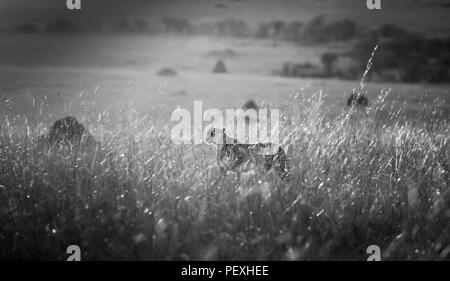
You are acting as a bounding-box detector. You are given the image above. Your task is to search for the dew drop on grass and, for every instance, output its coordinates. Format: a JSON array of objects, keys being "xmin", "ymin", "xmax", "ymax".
[
  {"xmin": 316, "ymin": 209, "xmax": 325, "ymax": 217},
  {"xmin": 133, "ymin": 232, "xmax": 146, "ymax": 244},
  {"xmin": 156, "ymin": 218, "xmax": 167, "ymax": 236},
  {"xmin": 286, "ymin": 247, "xmax": 300, "ymax": 261},
  {"xmin": 440, "ymin": 246, "xmax": 450, "ymax": 259}
]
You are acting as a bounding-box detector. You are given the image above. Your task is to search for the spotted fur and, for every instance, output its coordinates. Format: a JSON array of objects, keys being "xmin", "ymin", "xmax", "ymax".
[{"xmin": 206, "ymin": 127, "xmax": 289, "ymax": 180}]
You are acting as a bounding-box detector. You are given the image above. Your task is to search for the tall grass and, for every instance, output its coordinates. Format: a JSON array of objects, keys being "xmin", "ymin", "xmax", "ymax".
[{"xmin": 0, "ymin": 86, "xmax": 449, "ymax": 260}]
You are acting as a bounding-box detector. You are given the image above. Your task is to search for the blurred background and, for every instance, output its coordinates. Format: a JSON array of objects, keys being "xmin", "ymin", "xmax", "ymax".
[{"xmin": 0, "ymin": 0, "xmax": 449, "ymax": 116}]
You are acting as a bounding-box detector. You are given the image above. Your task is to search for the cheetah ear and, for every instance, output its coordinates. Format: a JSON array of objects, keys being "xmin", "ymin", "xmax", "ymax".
[{"xmin": 222, "ymin": 128, "xmax": 227, "ymax": 144}]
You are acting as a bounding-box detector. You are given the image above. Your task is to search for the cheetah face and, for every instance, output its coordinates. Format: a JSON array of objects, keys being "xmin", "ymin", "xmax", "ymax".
[{"xmin": 205, "ymin": 127, "xmax": 225, "ymax": 145}]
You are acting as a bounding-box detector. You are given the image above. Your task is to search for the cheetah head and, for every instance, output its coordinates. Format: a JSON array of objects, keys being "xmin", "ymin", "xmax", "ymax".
[{"xmin": 205, "ymin": 127, "xmax": 225, "ymax": 145}]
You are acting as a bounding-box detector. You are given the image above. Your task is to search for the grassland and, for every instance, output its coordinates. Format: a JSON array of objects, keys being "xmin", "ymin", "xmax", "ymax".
[
  {"xmin": 0, "ymin": 27, "xmax": 449, "ymax": 260},
  {"xmin": 0, "ymin": 84, "xmax": 449, "ymax": 260}
]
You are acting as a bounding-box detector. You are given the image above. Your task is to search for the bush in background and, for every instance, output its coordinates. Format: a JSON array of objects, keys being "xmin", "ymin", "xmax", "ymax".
[
  {"xmin": 13, "ymin": 23, "xmax": 39, "ymax": 34},
  {"xmin": 45, "ymin": 18, "xmax": 80, "ymax": 33}
]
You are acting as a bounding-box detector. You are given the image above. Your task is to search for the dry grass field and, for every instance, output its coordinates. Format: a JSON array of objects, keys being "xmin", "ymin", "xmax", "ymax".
[{"xmin": 0, "ymin": 0, "xmax": 449, "ymax": 261}]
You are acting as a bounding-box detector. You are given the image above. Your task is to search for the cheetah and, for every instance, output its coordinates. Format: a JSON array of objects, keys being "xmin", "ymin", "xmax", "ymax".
[
  {"xmin": 347, "ymin": 92, "xmax": 369, "ymax": 107},
  {"xmin": 205, "ymin": 127, "xmax": 289, "ymax": 181}
]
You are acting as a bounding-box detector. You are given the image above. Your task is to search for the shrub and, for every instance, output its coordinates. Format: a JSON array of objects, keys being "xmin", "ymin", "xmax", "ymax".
[
  {"xmin": 281, "ymin": 62, "xmax": 323, "ymax": 78},
  {"xmin": 157, "ymin": 68, "xmax": 177, "ymax": 76},
  {"xmin": 162, "ymin": 18, "xmax": 192, "ymax": 33},
  {"xmin": 321, "ymin": 53, "xmax": 339, "ymax": 77},
  {"xmin": 112, "ymin": 19, "xmax": 134, "ymax": 33},
  {"xmin": 373, "ymin": 24, "xmax": 413, "ymax": 39},
  {"xmin": 326, "ymin": 18, "xmax": 358, "ymax": 41},
  {"xmin": 301, "ymin": 16, "xmax": 358, "ymax": 43},
  {"xmin": 134, "ymin": 19, "xmax": 150, "ymax": 34},
  {"xmin": 212, "ymin": 60, "xmax": 228, "ymax": 73},
  {"xmin": 13, "ymin": 22, "xmax": 39, "ymax": 33},
  {"xmin": 45, "ymin": 18, "xmax": 80, "ymax": 33},
  {"xmin": 198, "ymin": 19, "xmax": 251, "ymax": 37}
]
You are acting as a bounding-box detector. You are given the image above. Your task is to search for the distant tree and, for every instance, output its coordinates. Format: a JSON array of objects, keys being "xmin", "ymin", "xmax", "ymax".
[
  {"xmin": 134, "ymin": 19, "xmax": 150, "ymax": 34},
  {"xmin": 375, "ymin": 24, "xmax": 412, "ymax": 39},
  {"xmin": 321, "ymin": 53, "xmax": 338, "ymax": 77},
  {"xmin": 87, "ymin": 22, "xmax": 102, "ymax": 33},
  {"xmin": 45, "ymin": 18, "xmax": 79, "ymax": 33},
  {"xmin": 256, "ymin": 23, "xmax": 271, "ymax": 39},
  {"xmin": 215, "ymin": 19, "xmax": 250, "ymax": 37},
  {"xmin": 272, "ymin": 20, "xmax": 286, "ymax": 36},
  {"xmin": 283, "ymin": 21, "xmax": 303, "ymax": 41},
  {"xmin": 212, "ymin": 60, "xmax": 228, "ymax": 73},
  {"xmin": 112, "ymin": 19, "xmax": 133, "ymax": 33},
  {"xmin": 282, "ymin": 62, "xmax": 292, "ymax": 77},
  {"xmin": 351, "ymin": 33, "xmax": 450, "ymax": 83},
  {"xmin": 162, "ymin": 18, "xmax": 192, "ymax": 33},
  {"xmin": 350, "ymin": 35, "xmax": 378, "ymax": 65},
  {"xmin": 14, "ymin": 22, "xmax": 39, "ymax": 33},
  {"xmin": 327, "ymin": 19, "xmax": 358, "ymax": 41},
  {"xmin": 301, "ymin": 17, "xmax": 358, "ymax": 43},
  {"xmin": 424, "ymin": 59, "xmax": 449, "ymax": 83},
  {"xmin": 399, "ymin": 52, "xmax": 427, "ymax": 82},
  {"xmin": 423, "ymin": 38, "xmax": 450, "ymax": 57},
  {"xmin": 373, "ymin": 49, "xmax": 398, "ymax": 70},
  {"xmin": 157, "ymin": 67, "xmax": 177, "ymax": 76},
  {"xmin": 302, "ymin": 15, "xmax": 326, "ymax": 43}
]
